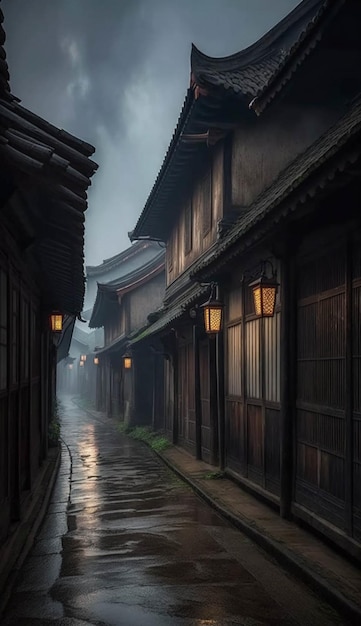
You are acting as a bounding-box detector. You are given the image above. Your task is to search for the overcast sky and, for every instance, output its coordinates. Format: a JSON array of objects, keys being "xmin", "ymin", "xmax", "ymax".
[{"xmin": 3, "ymin": 0, "xmax": 299, "ymax": 266}]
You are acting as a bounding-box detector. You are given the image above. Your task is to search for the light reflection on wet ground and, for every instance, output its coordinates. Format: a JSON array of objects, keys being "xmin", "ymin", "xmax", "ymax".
[{"xmin": 2, "ymin": 396, "xmax": 349, "ymax": 626}]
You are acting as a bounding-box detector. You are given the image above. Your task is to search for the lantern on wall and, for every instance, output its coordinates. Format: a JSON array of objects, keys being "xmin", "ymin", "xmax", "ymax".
[
  {"xmin": 68, "ymin": 363, "xmax": 73, "ymax": 370},
  {"xmin": 201, "ymin": 283, "xmax": 223, "ymax": 335},
  {"xmin": 123, "ymin": 351, "xmax": 132, "ymax": 369},
  {"xmin": 94, "ymin": 356, "xmax": 99, "ymax": 365},
  {"xmin": 79, "ymin": 360, "xmax": 84, "ymax": 367},
  {"xmin": 50, "ymin": 312, "xmax": 63, "ymax": 332},
  {"xmin": 80, "ymin": 354, "xmax": 87, "ymax": 362},
  {"xmin": 249, "ymin": 262, "xmax": 278, "ymax": 318}
]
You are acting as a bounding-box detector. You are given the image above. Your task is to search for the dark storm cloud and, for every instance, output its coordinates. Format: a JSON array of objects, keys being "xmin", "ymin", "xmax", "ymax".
[{"xmin": 3, "ymin": 0, "xmax": 299, "ymax": 264}]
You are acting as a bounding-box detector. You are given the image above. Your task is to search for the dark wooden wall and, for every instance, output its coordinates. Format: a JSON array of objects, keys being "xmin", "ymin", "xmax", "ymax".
[
  {"xmin": 224, "ymin": 275, "xmax": 281, "ymax": 497},
  {"xmin": 177, "ymin": 330, "xmax": 196, "ymax": 455},
  {"xmin": 0, "ymin": 238, "xmax": 52, "ymax": 547},
  {"xmin": 295, "ymin": 226, "xmax": 361, "ymax": 541}
]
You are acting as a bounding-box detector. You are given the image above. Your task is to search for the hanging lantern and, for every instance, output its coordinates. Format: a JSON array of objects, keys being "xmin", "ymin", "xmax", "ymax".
[
  {"xmin": 79, "ymin": 360, "xmax": 84, "ymax": 367},
  {"xmin": 68, "ymin": 363, "xmax": 73, "ymax": 370},
  {"xmin": 80, "ymin": 354, "xmax": 87, "ymax": 362},
  {"xmin": 201, "ymin": 284, "xmax": 223, "ymax": 335},
  {"xmin": 94, "ymin": 356, "xmax": 99, "ymax": 365},
  {"xmin": 249, "ymin": 271, "xmax": 278, "ymax": 318},
  {"xmin": 50, "ymin": 312, "xmax": 63, "ymax": 332},
  {"xmin": 123, "ymin": 351, "xmax": 132, "ymax": 369}
]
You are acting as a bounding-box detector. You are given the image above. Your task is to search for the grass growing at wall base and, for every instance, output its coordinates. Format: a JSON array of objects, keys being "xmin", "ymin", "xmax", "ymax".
[{"xmin": 117, "ymin": 423, "xmax": 170, "ymax": 452}]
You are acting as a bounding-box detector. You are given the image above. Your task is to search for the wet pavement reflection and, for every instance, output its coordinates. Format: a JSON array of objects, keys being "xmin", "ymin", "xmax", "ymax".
[{"xmin": 3, "ymin": 396, "xmax": 348, "ymax": 625}]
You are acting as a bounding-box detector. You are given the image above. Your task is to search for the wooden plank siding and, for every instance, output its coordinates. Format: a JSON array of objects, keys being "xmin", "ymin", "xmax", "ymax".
[
  {"xmin": 225, "ymin": 277, "xmax": 281, "ymax": 496},
  {"xmin": 295, "ymin": 229, "xmax": 361, "ymax": 541},
  {"xmin": 177, "ymin": 333, "xmax": 196, "ymax": 455},
  {"xmin": 199, "ymin": 339, "xmax": 212, "ymax": 463},
  {"xmin": 166, "ymin": 145, "xmax": 223, "ymax": 287},
  {"xmin": 0, "ymin": 245, "xmax": 49, "ymax": 546},
  {"xmin": 164, "ymin": 357, "xmax": 174, "ymax": 439}
]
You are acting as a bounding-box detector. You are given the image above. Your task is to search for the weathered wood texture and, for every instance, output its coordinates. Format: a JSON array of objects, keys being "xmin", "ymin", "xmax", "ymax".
[
  {"xmin": 177, "ymin": 333, "xmax": 196, "ymax": 455},
  {"xmin": 295, "ymin": 228, "xmax": 361, "ymax": 541},
  {"xmin": 164, "ymin": 357, "xmax": 174, "ymax": 438},
  {"xmin": 231, "ymin": 104, "xmax": 340, "ymax": 209},
  {"xmin": 166, "ymin": 145, "xmax": 223, "ymax": 286},
  {"xmin": 128, "ymin": 273, "xmax": 165, "ymax": 332},
  {"xmin": 0, "ymin": 239, "xmax": 51, "ymax": 547},
  {"xmin": 225, "ymin": 279, "xmax": 281, "ymax": 495}
]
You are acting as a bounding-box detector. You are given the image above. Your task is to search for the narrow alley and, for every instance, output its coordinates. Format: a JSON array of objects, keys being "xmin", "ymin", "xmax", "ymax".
[{"xmin": 2, "ymin": 397, "xmax": 350, "ymax": 626}]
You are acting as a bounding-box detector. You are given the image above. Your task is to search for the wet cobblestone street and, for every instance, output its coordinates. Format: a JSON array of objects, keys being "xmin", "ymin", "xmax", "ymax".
[{"xmin": 2, "ymin": 397, "xmax": 349, "ymax": 625}]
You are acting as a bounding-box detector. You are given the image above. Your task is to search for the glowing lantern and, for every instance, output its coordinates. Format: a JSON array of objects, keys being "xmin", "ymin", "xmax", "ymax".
[
  {"xmin": 201, "ymin": 284, "xmax": 223, "ymax": 335},
  {"xmin": 123, "ymin": 352, "xmax": 132, "ymax": 369},
  {"xmin": 249, "ymin": 273, "xmax": 278, "ymax": 318},
  {"xmin": 50, "ymin": 313, "xmax": 63, "ymax": 332},
  {"xmin": 94, "ymin": 356, "xmax": 99, "ymax": 365}
]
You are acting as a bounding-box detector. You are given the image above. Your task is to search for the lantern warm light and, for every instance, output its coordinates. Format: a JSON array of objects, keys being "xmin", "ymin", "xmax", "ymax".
[
  {"xmin": 79, "ymin": 360, "xmax": 84, "ymax": 367},
  {"xmin": 201, "ymin": 284, "xmax": 223, "ymax": 335},
  {"xmin": 50, "ymin": 313, "xmax": 63, "ymax": 332},
  {"xmin": 249, "ymin": 270, "xmax": 278, "ymax": 318},
  {"xmin": 123, "ymin": 349, "xmax": 132, "ymax": 369},
  {"xmin": 94, "ymin": 356, "xmax": 99, "ymax": 365},
  {"xmin": 68, "ymin": 363, "xmax": 73, "ymax": 370},
  {"xmin": 80, "ymin": 354, "xmax": 87, "ymax": 362}
]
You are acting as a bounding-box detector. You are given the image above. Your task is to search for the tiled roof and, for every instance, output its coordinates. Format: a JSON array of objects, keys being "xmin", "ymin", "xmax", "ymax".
[
  {"xmin": 86, "ymin": 240, "xmax": 162, "ymax": 277},
  {"xmin": 0, "ymin": 6, "xmax": 10, "ymax": 98},
  {"xmin": 192, "ymin": 94, "xmax": 361, "ymax": 278},
  {"xmin": 0, "ymin": 4, "xmax": 98, "ymax": 315},
  {"xmin": 191, "ymin": 0, "xmax": 329, "ymax": 104},
  {"xmin": 89, "ymin": 250, "xmax": 165, "ymax": 328},
  {"xmin": 131, "ymin": 89, "xmax": 196, "ymax": 241},
  {"xmin": 130, "ymin": 0, "xmax": 337, "ymax": 243}
]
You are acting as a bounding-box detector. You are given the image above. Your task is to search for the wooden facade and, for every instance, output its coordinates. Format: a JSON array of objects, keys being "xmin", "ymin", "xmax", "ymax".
[
  {"xmin": 128, "ymin": 0, "xmax": 361, "ymax": 559},
  {"xmin": 0, "ymin": 3, "xmax": 97, "ymax": 581},
  {"xmin": 88, "ymin": 242, "xmax": 165, "ymax": 425}
]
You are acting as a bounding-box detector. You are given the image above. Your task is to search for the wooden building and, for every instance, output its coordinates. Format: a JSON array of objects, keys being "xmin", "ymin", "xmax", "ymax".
[
  {"xmin": 88, "ymin": 241, "xmax": 165, "ymax": 424},
  {"xmin": 130, "ymin": 0, "xmax": 361, "ymax": 559},
  {"xmin": 0, "ymin": 3, "xmax": 97, "ymax": 567}
]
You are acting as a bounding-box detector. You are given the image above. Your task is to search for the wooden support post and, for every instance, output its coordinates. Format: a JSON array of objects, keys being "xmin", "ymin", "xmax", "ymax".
[
  {"xmin": 216, "ymin": 327, "xmax": 225, "ymax": 471},
  {"xmin": 280, "ymin": 247, "xmax": 295, "ymax": 519},
  {"xmin": 193, "ymin": 324, "xmax": 202, "ymax": 460},
  {"xmin": 345, "ymin": 235, "xmax": 353, "ymax": 536},
  {"xmin": 209, "ymin": 336, "xmax": 218, "ymax": 466},
  {"xmin": 172, "ymin": 335, "xmax": 178, "ymax": 445},
  {"xmin": 152, "ymin": 353, "xmax": 156, "ymax": 430}
]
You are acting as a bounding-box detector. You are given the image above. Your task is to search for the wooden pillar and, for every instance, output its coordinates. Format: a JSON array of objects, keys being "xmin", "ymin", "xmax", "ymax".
[
  {"xmin": 345, "ymin": 235, "xmax": 353, "ymax": 536},
  {"xmin": 152, "ymin": 353, "xmax": 156, "ymax": 430},
  {"xmin": 241, "ymin": 279, "xmax": 247, "ymax": 469},
  {"xmin": 280, "ymin": 247, "xmax": 296, "ymax": 519},
  {"xmin": 209, "ymin": 337, "xmax": 218, "ymax": 466},
  {"xmin": 216, "ymin": 327, "xmax": 225, "ymax": 471},
  {"xmin": 172, "ymin": 338, "xmax": 178, "ymax": 445},
  {"xmin": 193, "ymin": 324, "xmax": 202, "ymax": 460}
]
